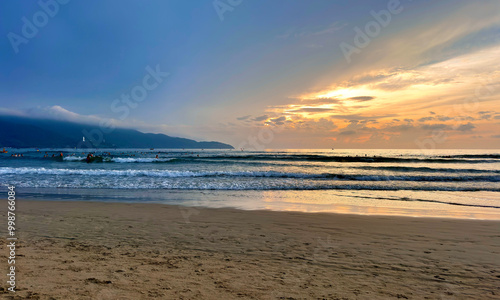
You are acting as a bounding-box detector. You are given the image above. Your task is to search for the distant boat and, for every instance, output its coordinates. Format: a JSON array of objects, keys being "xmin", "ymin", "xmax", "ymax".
[
  {"xmin": 150, "ymin": 148, "xmax": 154, "ymax": 150},
  {"xmin": 1, "ymin": 148, "xmax": 7, "ymax": 153}
]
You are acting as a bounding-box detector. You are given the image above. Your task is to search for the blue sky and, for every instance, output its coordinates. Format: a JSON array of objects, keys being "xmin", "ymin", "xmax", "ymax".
[{"xmin": 1, "ymin": 0, "xmax": 499, "ymax": 148}]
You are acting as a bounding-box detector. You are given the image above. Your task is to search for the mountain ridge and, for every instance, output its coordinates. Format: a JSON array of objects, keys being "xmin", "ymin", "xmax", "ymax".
[{"xmin": 0, "ymin": 116, "xmax": 233, "ymax": 149}]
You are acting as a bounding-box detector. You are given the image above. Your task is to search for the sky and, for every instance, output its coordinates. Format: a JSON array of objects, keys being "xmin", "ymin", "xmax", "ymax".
[{"xmin": 1, "ymin": 0, "xmax": 499, "ymax": 149}]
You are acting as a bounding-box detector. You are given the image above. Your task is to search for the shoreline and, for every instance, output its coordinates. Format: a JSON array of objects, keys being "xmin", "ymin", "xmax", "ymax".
[
  {"xmin": 13, "ymin": 187, "xmax": 500, "ymax": 221},
  {"xmin": 20, "ymin": 198, "xmax": 500, "ymax": 221},
  {"xmin": 1, "ymin": 200, "xmax": 499, "ymax": 299}
]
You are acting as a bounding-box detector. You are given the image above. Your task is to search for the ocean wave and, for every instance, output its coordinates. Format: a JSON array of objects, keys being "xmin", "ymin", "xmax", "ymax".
[
  {"xmin": 151, "ymin": 154, "xmax": 500, "ymax": 163},
  {"xmin": 111, "ymin": 157, "xmax": 175, "ymax": 163},
  {"xmin": 438, "ymin": 154, "xmax": 500, "ymax": 159},
  {"xmin": 14, "ymin": 153, "xmax": 500, "ymax": 164},
  {"xmin": 357, "ymin": 166, "xmax": 500, "ymax": 174},
  {"xmin": 200, "ymin": 154, "xmax": 498, "ymax": 163},
  {"xmin": 62, "ymin": 156, "xmax": 176, "ymax": 163},
  {"xmin": 62, "ymin": 156, "xmax": 86, "ymax": 161},
  {"xmin": 3, "ymin": 179, "xmax": 500, "ymax": 192},
  {"xmin": 1, "ymin": 167, "xmax": 499, "ymax": 182}
]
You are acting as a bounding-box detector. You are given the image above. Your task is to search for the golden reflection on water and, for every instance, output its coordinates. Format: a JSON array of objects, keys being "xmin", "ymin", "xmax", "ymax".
[{"xmin": 258, "ymin": 190, "xmax": 500, "ymax": 220}]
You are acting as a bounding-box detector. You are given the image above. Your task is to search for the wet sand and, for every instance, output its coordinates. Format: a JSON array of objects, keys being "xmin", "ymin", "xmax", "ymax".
[{"xmin": 1, "ymin": 200, "xmax": 499, "ymax": 299}]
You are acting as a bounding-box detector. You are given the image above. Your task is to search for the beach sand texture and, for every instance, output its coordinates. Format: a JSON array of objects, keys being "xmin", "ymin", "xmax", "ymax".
[{"xmin": 1, "ymin": 200, "xmax": 499, "ymax": 299}]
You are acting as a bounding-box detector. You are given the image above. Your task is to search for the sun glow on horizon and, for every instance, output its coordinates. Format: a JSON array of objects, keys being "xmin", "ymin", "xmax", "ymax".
[
  {"xmin": 312, "ymin": 87, "xmax": 377, "ymax": 100},
  {"xmin": 249, "ymin": 44, "xmax": 500, "ymax": 148},
  {"xmin": 277, "ymin": 45, "xmax": 500, "ymax": 121}
]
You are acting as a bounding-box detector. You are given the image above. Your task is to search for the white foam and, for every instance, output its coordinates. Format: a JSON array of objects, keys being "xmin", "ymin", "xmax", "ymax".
[
  {"xmin": 62, "ymin": 156, "xmax": 85, "ymax": 161},
  {"xmin": 111, "ymin": 157, "xmax": 174, "ymax": 163}
]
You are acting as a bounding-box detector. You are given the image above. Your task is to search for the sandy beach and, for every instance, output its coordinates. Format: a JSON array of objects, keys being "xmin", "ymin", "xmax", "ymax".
[{"xmin": 1, "ymin": 200, "xmax": 499, "ymax": 299}]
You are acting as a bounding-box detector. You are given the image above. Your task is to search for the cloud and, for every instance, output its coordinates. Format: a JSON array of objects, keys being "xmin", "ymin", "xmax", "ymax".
[
  {"xmin": 418, "ymin": 117, "xmax": 434, "ymax": 122},
  {"xmin": 270, "ymin": 116, "xmax": 286, "ymax": 122},
  {"xmin": 291, "ymin": 107, "xmax": 334, "ymax": 113},
  {"xmin": 0, "ymin": 105, "xmax": 196, "ymax": 139},
  {"xmin": 421, "ymin": 123, "xmax": 451, "ymax": 131},
  {"xmin": 224, "ymin": 2, "xmax": 500, "ymax": 149},
  {"xmin": 268, "ymin": 116, "xmax": 287, "ymax": 125},
  {"xmin": 384, "ymin": 124, "xmax": 414, "ymax": 132},
  {"xmin": 456, "ymin": 116, "xmax": 476, "ymax": 121},
  {"xmin": 237, "ymin": 115, "xmax": 251, "ymax": 120},
  {"xmin": 348, "ymin": 96, "xmax": 375, "ymax": 101},
  {"xmin": 456, "ymin": 122, "xmax": 475, "ymax": 132},
  {"xmin": 418, "ymin": 122, "xmax": 476, "ymax": 132},
  {"xmin": 329, "ymin": 113, "xmax": 397, "ymax": 120},
  {"xmin": 291, "ymin": 45, "xmax": 500, "ymax": 132},
  {"xmin": 367, "ymin": 2, "xmax": 500, "ymax": 70},
  {"xmin": 437, "ymin": 116, "xmax": 453, "ymax": 121},
  {"xmin": 300, "ymin": 98, "xmax": 340, "ymax": 105},
  {"xmin": 0, "ymin": 107, "xmax": 26, "ymax": 117},
  {"xmin": 339, "ymin": 130, "xmax": 356, "ymax": 135},
  {"xmin": 2, "ymin": 105, "xmax": 103, "ymax": 125},
  {"xmin": 253, "ymin": 115, "xmax": 269, "ymax": 121}
]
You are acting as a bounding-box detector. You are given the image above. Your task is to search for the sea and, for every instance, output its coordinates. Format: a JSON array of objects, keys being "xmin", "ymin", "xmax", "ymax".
[{"xmin": 1, "ymin": 148, "xmax": 499, "ymax": 220}]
